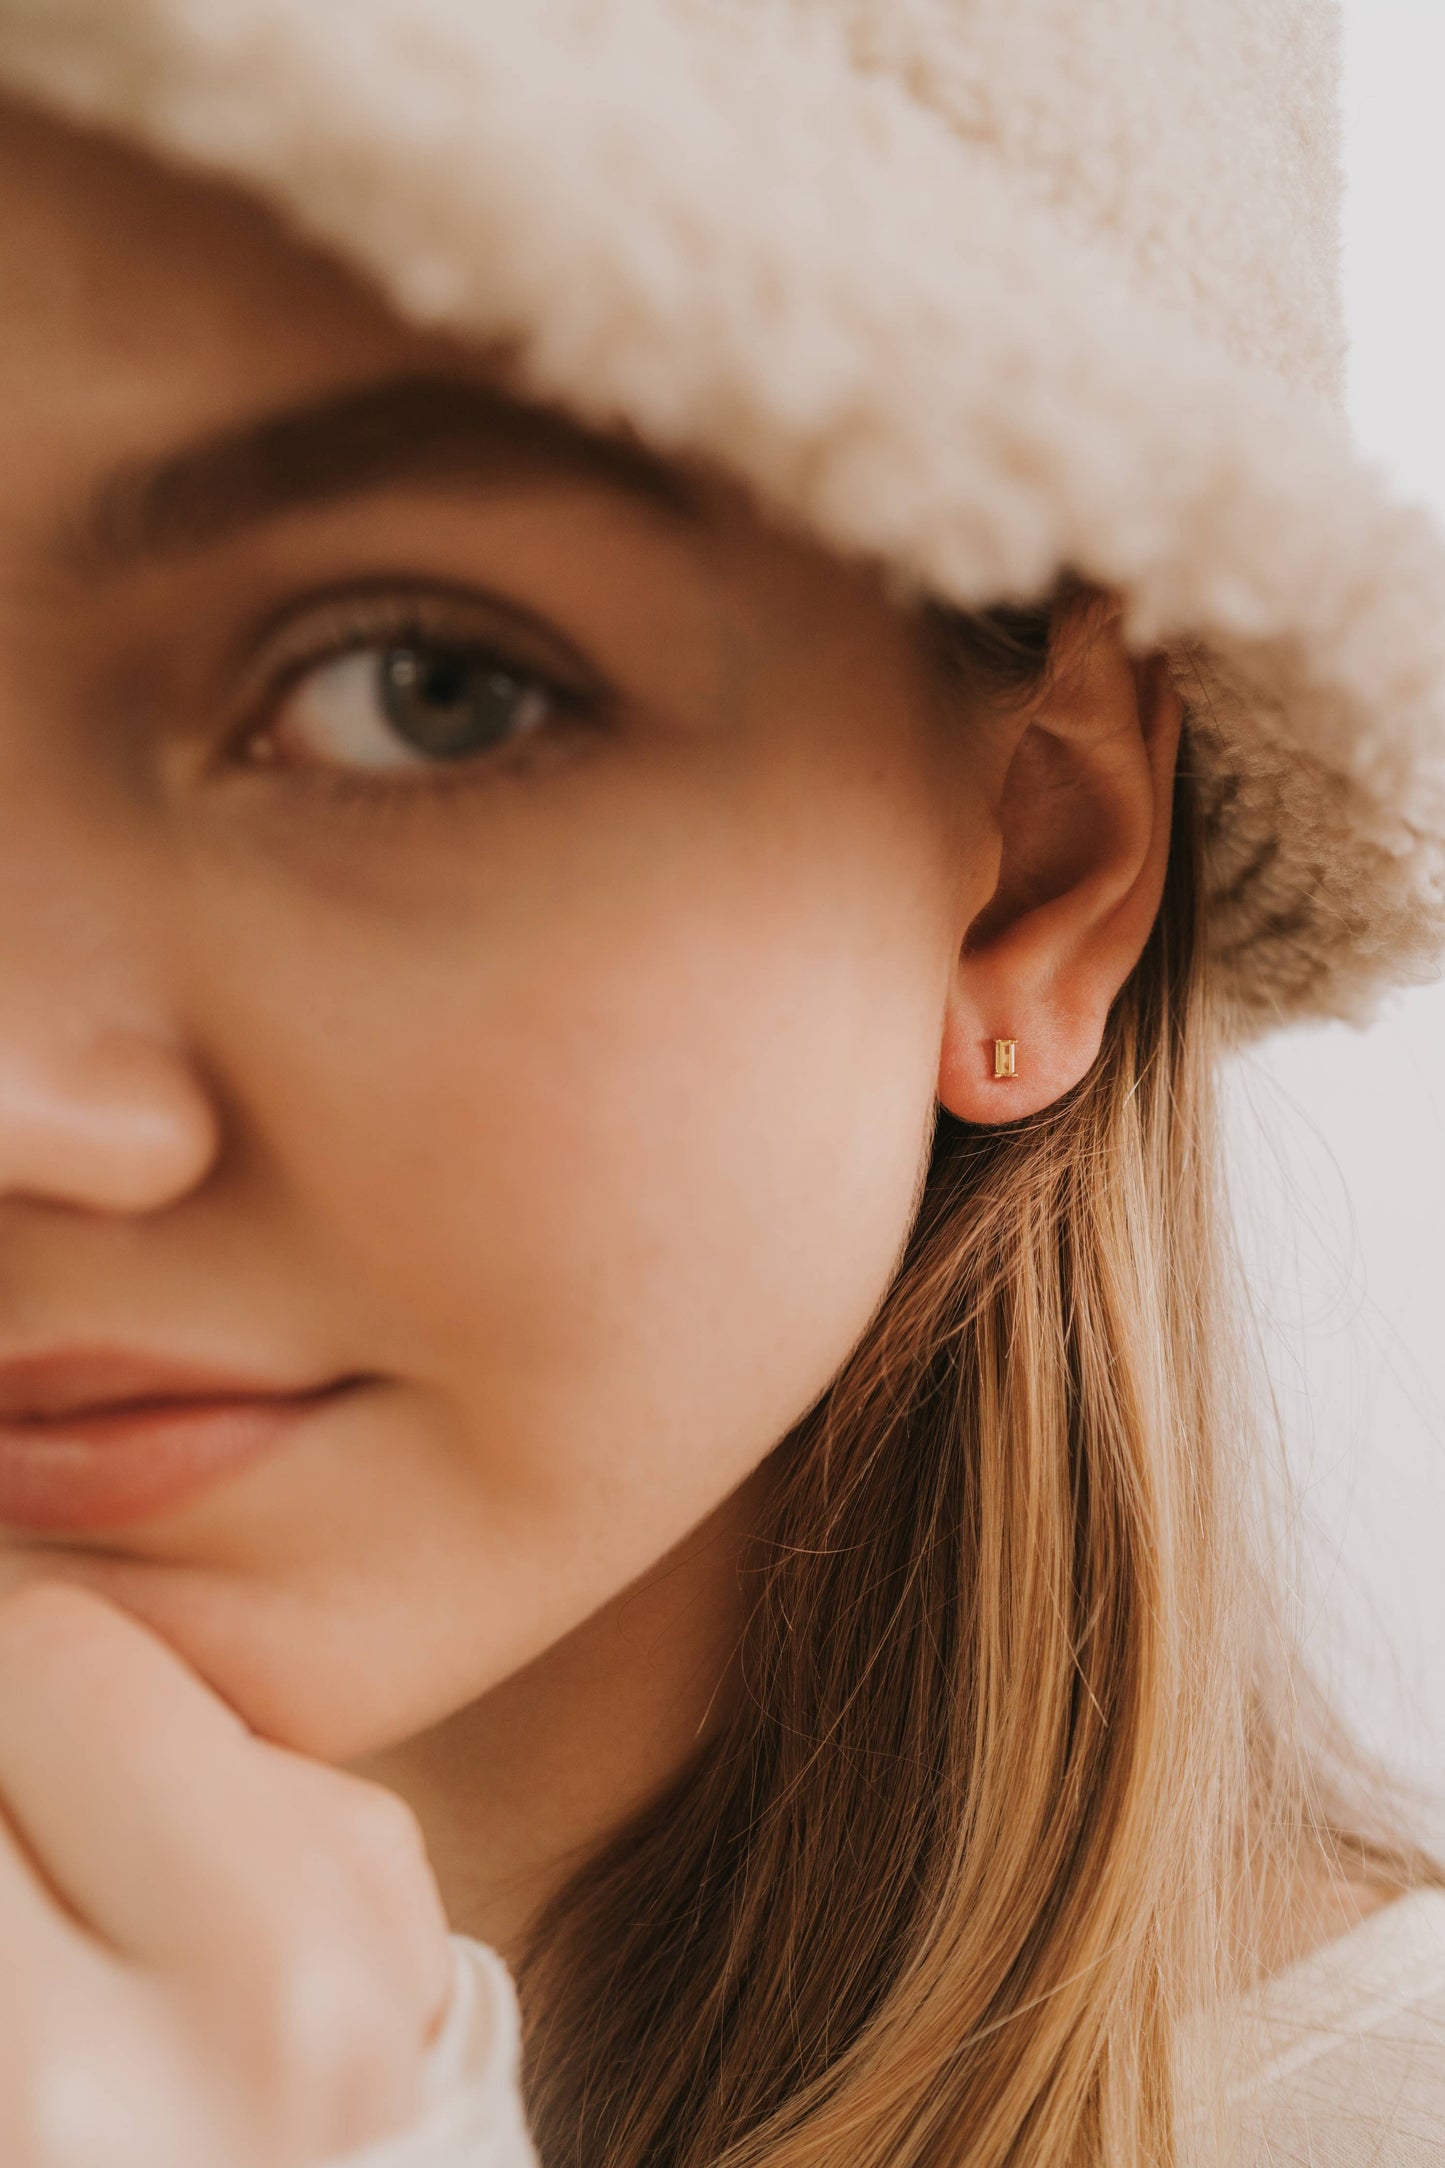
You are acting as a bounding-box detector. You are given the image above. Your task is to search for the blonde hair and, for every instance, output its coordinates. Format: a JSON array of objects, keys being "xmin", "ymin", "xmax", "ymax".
[{"xmin": 513, "ymin": 590, "xmax": 1435, "ymax": 2166}]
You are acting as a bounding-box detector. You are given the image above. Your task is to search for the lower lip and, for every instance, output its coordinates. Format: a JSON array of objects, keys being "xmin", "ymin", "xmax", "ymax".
[{"xmin": 0, "ymin": 1388, "xmax": 355, "ymax": 1534}]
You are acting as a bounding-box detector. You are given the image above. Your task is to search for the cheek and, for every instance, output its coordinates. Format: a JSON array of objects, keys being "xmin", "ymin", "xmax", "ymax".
[{"xmin": 247, "ymin": 835, "xmax": 945, "ymax": 1621}]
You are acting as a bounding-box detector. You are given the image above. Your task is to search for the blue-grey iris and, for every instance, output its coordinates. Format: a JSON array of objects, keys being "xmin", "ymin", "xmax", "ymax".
[{"xmin": 379, "ymin": 644, "xmax": 540, "ymax": 760}]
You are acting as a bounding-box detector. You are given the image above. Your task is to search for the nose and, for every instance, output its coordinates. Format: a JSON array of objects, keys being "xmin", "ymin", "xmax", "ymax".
[
  {"xmin": 0, "ymin": 791, "xmax": 221, "ymax": 1216},
  {"xmin": 0, "ymin": 1011, "xmax": 220, "ymax": 1214}
]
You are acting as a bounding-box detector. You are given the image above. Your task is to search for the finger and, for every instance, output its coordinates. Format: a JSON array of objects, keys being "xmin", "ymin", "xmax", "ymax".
[
  {"xmin": 0, "ymin": 1795, "xmax": 115, "ymax": 2146},
  {"xmin": 0, "ymin": 1581, "xmax": 297, "ymax": 1965},
  {"xmin": 0, "ymin": 1583, "xmax": 453, "ymax": 2034},
  {"xmin": 0, "ymin": 1790, "xmax": 97, "ymax": 1957}
]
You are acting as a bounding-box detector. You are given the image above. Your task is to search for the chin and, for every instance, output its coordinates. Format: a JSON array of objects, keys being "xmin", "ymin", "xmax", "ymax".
[{"xmin": 0, "ymin": 1541, "xmax": 440, "ymax": 1758}]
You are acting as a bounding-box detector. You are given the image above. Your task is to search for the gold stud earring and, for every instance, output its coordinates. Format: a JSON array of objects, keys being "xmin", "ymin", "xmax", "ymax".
[{"xmin": 993, "ymin": 1038, "xmax": 1017, "ymax": 1079}]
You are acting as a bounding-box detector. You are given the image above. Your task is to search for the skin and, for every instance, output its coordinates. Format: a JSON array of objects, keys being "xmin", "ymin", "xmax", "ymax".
[{"xmin": 0, "ymin": 92, "xmax": 1374, "ymax": 2167}]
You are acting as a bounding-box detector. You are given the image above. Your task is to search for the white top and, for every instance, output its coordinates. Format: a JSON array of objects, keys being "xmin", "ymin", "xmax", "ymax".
[{"xmin": 331, "ymin": 1891, "xmax": 1445, "ymax": 2167}]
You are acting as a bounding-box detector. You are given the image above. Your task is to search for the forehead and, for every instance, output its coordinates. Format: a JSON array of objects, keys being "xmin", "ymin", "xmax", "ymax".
[
  {"xmin": 0, "ymin": 94, "xmax": 726, "ymax": 592},
  {"xmin": 0, "ymin": 96, "xmax": 892, "ymax": 678},
  {"xmin": 0, "ymin": 93, "xmax": 460, "ymax": 440}
]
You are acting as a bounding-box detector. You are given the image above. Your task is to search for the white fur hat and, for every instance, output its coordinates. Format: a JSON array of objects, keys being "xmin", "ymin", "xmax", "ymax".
[{"xmin": 3, "ymin": 0, "xmax": 1443, "ymax": 1035}]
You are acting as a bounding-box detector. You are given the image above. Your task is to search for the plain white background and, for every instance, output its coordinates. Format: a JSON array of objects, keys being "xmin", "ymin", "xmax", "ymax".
[{"xmin": 1235, "ymin": 0, "xmax": 1445, "ymax": 1836}]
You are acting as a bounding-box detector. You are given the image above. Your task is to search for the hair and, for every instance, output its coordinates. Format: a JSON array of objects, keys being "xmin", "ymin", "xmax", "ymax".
[{"xmin": 512, "ymin": 584, "xmax": 1438, "ymax": 2167}]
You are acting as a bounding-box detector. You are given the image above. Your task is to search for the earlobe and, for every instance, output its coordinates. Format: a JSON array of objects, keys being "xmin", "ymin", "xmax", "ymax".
[
  {"xmin": 935, "ymin": 613, "xmax": 1182, "ymax": 1126},
  {"xmin": 938, "ymin": 1010, "xmax": 1112, "ymax": 1124}
]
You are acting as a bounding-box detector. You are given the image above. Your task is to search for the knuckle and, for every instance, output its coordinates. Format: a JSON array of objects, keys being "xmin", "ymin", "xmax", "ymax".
[
  {"xmin": 317, "ymin": 1786, "xmax": 445, "ymax": 1955},
  {"xmin": 265, "ymin": 1754, "xmax": 435, "ymax": 1905},
  {"xmin": 337, "ymin": 1783, "xmax": 431, "ymax": 1878}
]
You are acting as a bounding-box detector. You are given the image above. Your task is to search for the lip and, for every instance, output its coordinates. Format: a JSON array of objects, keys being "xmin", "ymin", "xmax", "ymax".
[{"xmin": 0, "ymin": 1349, "xmax": 365, "ymax": 1534}]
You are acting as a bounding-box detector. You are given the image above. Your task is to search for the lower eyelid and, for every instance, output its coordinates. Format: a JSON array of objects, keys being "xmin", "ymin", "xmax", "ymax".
[{"xmin": 231, "ymin": 734, "xmax": 569, "ymax": 821}]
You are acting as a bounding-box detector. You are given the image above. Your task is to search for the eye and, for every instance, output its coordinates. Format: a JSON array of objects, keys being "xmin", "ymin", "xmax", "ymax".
[{"xmin": 252, "ymin": 637, "xmax": 567, "ymax": 775}]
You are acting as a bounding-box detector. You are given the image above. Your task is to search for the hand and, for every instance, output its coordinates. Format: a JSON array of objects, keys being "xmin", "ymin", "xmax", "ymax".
[{"xmin": 0, "ymin": 1580, "xmax": 456, "ymax": 2168}]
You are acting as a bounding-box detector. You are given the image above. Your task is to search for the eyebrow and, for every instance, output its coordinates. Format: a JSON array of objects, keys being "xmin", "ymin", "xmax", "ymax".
[{"xmin": 62, "ymin": 372, "xmax": 704, "ymax": 575}]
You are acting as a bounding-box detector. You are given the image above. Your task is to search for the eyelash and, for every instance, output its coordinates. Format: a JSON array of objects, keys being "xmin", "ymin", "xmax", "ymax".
[{"xmin": 230, "ymin": 585, "xmax": 608, "ymax": 811}]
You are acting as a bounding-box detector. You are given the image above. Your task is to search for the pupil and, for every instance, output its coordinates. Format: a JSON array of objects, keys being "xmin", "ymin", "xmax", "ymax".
[{"xmin": 380, "ymin": 644, "xmax": 527, "ymax": 760}]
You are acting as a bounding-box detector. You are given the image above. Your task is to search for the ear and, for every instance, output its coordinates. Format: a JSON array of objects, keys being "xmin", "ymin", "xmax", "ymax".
[{"xmin": 936, "ymin": 597, "xmax": 1183, "ymax": 1122}]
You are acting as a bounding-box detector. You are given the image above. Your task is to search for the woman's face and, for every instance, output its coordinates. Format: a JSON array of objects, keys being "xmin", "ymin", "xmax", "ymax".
[{"xmin": 0, "ymin": 104, "xmax": 1002, "ymax": 1760}]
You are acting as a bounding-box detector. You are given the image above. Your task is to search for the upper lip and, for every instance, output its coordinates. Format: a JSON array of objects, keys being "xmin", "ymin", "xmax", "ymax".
[{"xmin": 0, "ymin": 1348, "xmax": 351, "ymax": 1424}]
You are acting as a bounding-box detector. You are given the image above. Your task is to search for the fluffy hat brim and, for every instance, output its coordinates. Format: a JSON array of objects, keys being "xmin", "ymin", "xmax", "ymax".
[{"xmin": 3, "ymin": 0, "xmax": 1444, "ymax": 1033}]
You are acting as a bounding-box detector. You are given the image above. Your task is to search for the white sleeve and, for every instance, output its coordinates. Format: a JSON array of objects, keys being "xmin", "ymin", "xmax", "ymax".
[{"xmin": 324, "ymin": 1935, "xmax": 540, "ymax": 2168}]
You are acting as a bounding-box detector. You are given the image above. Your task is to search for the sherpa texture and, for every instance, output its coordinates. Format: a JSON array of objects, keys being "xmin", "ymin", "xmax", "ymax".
[{"xmin": 4, "ymin": 0, "xmax": 1445, "ymax": 1034}]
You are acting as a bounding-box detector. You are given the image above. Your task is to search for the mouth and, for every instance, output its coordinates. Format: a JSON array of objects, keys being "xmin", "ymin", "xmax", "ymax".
[{"xmin": 0, "ymin": 1350, "xmax": 369, "ymax": 1535}]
